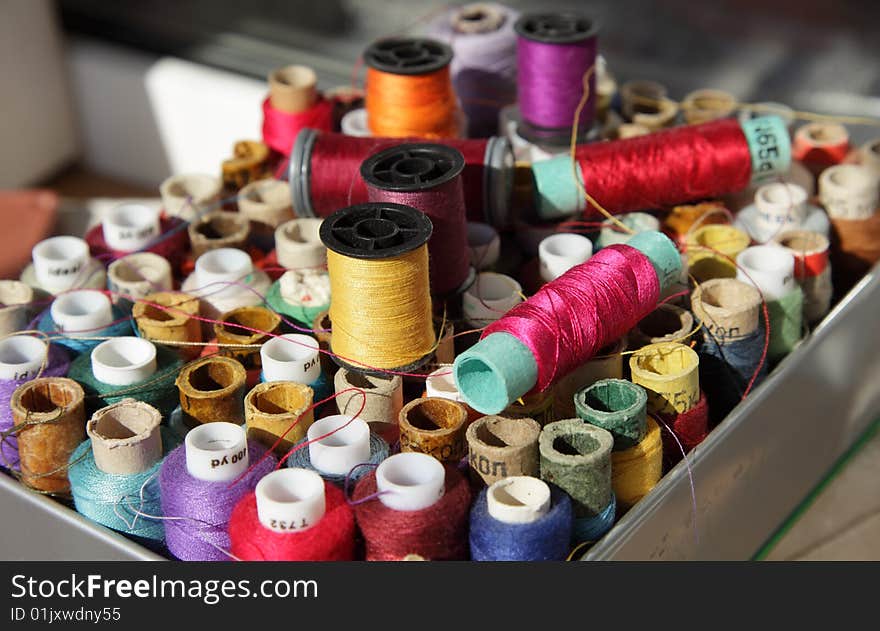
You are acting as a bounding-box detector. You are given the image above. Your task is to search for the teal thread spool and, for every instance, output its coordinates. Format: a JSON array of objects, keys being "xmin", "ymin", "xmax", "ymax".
[{"xmin": 574, "ymin": 379, "xmax": 647, "ymax": 450}]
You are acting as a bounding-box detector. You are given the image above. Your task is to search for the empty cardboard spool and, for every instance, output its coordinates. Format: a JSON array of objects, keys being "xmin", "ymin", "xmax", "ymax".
[
  {"xmin": 245, "ymin": 381, "xmax": 314, "ymax": 455},
  {"xmin": 398, "ymin": 397, "xmax": 468, "ymax": 462},
  {"xmin": 176, "ymin": 356, "xmax": 247, "ymax": 427}
]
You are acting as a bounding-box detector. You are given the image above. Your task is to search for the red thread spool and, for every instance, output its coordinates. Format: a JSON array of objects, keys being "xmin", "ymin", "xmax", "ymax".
[
  {"xmin": 792, "ymin": 122, "xmax": 850, "ymax": 176},
  {"xmin": 262, "ymin": 97, "xmax": 334, "ymax": 157},
  {"xmin": 353, "ymin": 464, "xmax": 471, "ymax": 561},
  {"xmin": 657, "ymin": 391, "xmax": 709, "ymax": 469},
  {"xmin": 85, "ymin": 215, "xmax": 189, "ymax": 274},
  {"xmin": 229, "ymin": 481, "xmax": 355, "ymax": 561}
]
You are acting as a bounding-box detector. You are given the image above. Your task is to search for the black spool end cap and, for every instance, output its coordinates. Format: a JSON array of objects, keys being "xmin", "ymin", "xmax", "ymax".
[
  {"xmin": 360, "ymin": 143, "xmax": 465, "ymax": 192},
  {"xmin": 514, "ymin": 12, "xmax": 599, "ymax": 44},
  {"xmin": 320, "ymin": 202, "xmax": 433, "ymax": 260},
  {"xmin": 363, "ymin": 37, "xmax": 453, "ymax": 75}
]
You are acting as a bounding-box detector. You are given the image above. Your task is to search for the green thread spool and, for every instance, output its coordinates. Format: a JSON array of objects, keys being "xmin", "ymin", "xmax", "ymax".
[
  {"xmin": 767, "ymin": 286, "xmax": 804, "ymax": 362},
  {"xmin": 574, "ymin": 379, "xmax": 648, "ymax": 450}
]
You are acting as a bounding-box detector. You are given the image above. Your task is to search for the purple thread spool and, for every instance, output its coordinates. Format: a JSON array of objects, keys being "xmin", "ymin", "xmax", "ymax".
[{"xmin": 515, "ymin": 12, "xmax": 599, "ymax": 144}]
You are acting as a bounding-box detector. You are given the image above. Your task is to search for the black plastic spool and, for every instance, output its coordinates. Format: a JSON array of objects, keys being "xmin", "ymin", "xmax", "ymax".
[{"xmin": 363, "ymin": 37, "xmax": 453, "ymax": 76}]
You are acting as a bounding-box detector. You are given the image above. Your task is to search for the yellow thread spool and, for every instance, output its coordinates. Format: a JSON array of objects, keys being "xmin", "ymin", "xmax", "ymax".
[
  {"xmin": 611, "ymin": 416, "xmax": 662, "ymax": 510},
  {"xmin": 686, "ymin": 224, "xmax": 750, "ymax": 282},
  {"xmin": 629, "ymin": 342, "xmax": 700, "ymax": 415}
]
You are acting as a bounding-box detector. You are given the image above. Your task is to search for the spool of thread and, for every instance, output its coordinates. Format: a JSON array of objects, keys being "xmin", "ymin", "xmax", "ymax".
[
  {"xmin": 30, "ymin": 236, "xmax": 92, "ymax": 294},
  {"xmin": 465, "ymin": 415, "xmax": 541, "ymax": 486},
  {"xmin": 793, "ymin": 122, "xmax": 850, "ymax": 176},
  {"xmin": 237, "ymin": 179, "xmax": 293, "ymax": 229},
  {"xmin": 176, "ymin": 356, "xmax": 247, "ymax": 427},
  {"xmin": 244, "ymin": 380, "xmax": 314, "ymax": 455},
  {"xmin": 596, "ymin": 212, "xmax": 661, "ymax": 249},
  {"xmin": 819, "ymin": 164, "xmax": 879, "ymax": 221},
  {"xmin": 353, "ymin": 454, "xmax": 471, "ymax": 560},
  {"xmin": 260, "ymin": 333, "xmax": 321, "ymax": 384},
  {"xmin": 462, "ymin": 272, "xmax": 523, "ymax": 328},
  {"xmin": 470, "ymin": 477, "xmax": 572, "ymax": 561},
  {"xmin": 214, "ymin": 306, "xmax": 281, "ymax": 370},
  {"xmin": 263, "ymin": 65, "xmax": 333, "ymax": 156},
  {"xmin": 286, "ymin": 429, "xmax": 389, "ymax": 485},
  {"xmin": 466, "ymin": 222, "xmax": 501, "ymax": 271},
  {"xmin": 99, "ymin": 203, "xmax": 161, "ymax": 254},
  {"xmin": 538, "ymin": 233, "xmax": 593, "ymax": 283},
  {"xmin": 39, "ymin": 291, "xmax": 132, "ymax": 354},
  {"xmin": 736, "ymin": 181, "xmax": 829, "ymax": 244},
  {"xmin": 691, "ymin": 278, "xmax": 761, "ymax": 341},
  {"xmin": 107, "ymin": 253, "xmax": 173, "ymax": 305},
  {"xmin": 738, "ymin": 102, "xmax": 796, "ymax": 132},
  {"xmin": 132, "ymin": 291, "xmax": 202, "ymax": 360},
  {"xmin": 363, "ymin": 37, "xmax": 459, "ymax": 139},
  {"xmin": 686, "ymin": 224, "xmax": 751, "ymax": 282},
  {"xmin": 160, "ymin": 174, "xmax": 222, "ymax": 222},
  {"xmin": 334, "ymin": 368, "xmax": 403, "ymax": 440},
  {"xmin": 361, "ymin": 143, "xmax": 473, "ymax": 297},
  {"xmin": 160, "ymin": 422, "xmax": 276, "ymax": 560},
  {"xmin": 274, "ymin": 218, "xmax": 326, "ymax": 270},
  {"xmin": 182, "ymin": 248, "xmax": 271, "ymax": 319},
  {"xmin": 774, "ymin": 230, "xmax": 832, "ymax": 322},
  {"xmin": 320, "ymin": 202, "xmax": 436, "ymax": 373},
  {"xmin": 619, "ymin": 79, "xmax": 668, "ymax": 123},
  {"xmin": 266, "ymin": 270, "xmax": 331, "ymax": 328},
  {"xmin": 539, "ymin": 419, "xmax": 613, "ymax": 517},
  {"xmin": 629, "ymin": 342, "xmax": 700, "ymax": 416},
  {"xmin": 629, "ymin": 304, "xmax": 695, "ymax": 350},
  {"xmin": 398, "ymin": 397, "xmax": 468, "ymax": 463},
  {"xmin": 574, "ymin": 379, "xmax": 647, "ymax": 449},
  {"xmin": 304, "ymin": 415, "xmax": 370, "ymax": 475},
  {"xmin": 553, "ymin": 338, "xmax": 624, "ymax": 420},
  {"xmin": 454, "ymin": 231, "xmax": 681, "ymax": 415},
  {"xmin": 229, "ymin": 471, "xmax": 355, "ymax": 561},
  {"xmin": 188, "ymin": 211, "xmax": 250, "ymax": 258},
  {"xmin": 532, "ymin": 116, "xmax": 791, "ymax": 220},
  {"xmin": 11, "ymin": 377, "xmax": 85, "ymax": 493},
  {"xmin": 515, "ymin": 11, "xmax": 599, "ymax": 144},
  {"xmin": 657, "ymin": 391, "xmax": 709, "ymax": 468},
  {"xmin": 681, "ymin": 88, "xmax": 737, "ymax": 124},
  {"xmin": 221, "ymin": 140, "xmax": 272, "ymax": 192},
  {"xmin": 611, "ymin": 415, "xmax": 662, "ymax": 510},
  {"xmin": 0, "ymin": 280, "xmax": 34, "ymax": 336}
]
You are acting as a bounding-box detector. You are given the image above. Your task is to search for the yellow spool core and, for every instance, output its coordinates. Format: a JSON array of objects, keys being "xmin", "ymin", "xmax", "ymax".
[
  {"xmin": 629, "ymin": 342, "xmax": 700, "ymax": 415},
  {"xmin": 686, "ymin": 224, "xmax": 750, "ymax": 282}
]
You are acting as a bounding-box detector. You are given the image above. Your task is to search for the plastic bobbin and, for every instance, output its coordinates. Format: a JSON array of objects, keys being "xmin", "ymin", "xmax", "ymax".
[
  {"xmin": 0, "ymin": 280, "xmax": 34, "ymax": 336},
  {"xmin": 375, "ymin": 452, "xmax": 446, "ymax": 511},
  {"xmin": 690, "ymin": 278, "xmax": 762, "ymax": 341},
  {"xmin": 629, "ymin": 304, "xmax": 695, "ymax": 350},
  {"xmin": 188, "ymin": 211, "xmax": 251, "ymax": 258},
  {"xmin": 160, "ymin": 174, "xmax": 222, "ymax": 222},
  {"xmin": 90, "ymin": 337, "xmax": 158, "ymax": 386},
  {"xmin": 184, "ymin": 421, "xmax": 249, "ymax": 482},
  {"xmin": 629, "ymin": 342, "xmax": 700, "ymax": 416},
  {"xmin": 269, "ymin": 65, "xmax": 318, "ymax": 113},
  {"xmin": 398, "ymin": 397, "xmax": 468, "ymax": 463},
  {"xmin": 0, "ymin": 335, "xmax": 48, "ymax": 381},
  {"xmin": 462, "ymin": 272, "xmax": 523, "ymax": 327},
  {"xmin": 753, "ymin": 182, "xmax": 808, "ymax": 235},
  {"xmin": 238, "ymin": 179, "xmax": 293, "ymax": 229},
  {"xmin": 244, "ymin": 381, "xmax": 314, "ymax": 454},
  {"xmin": 736, "ymin": 245, "xmax": 796, "ymax": 301},
  {"xmin": 31, "ymin": 236, "xmax": 91, "ymax": 293},
  {"xmin": 132, "ymin": 291, "xmax": 202, "ymax": 360},
  {"xmin": 176, "ymin": 356, "xmax": 247, "ymax": 427},
  {"xmin": 261, "ymin": 334, "xmax": 322, "ymax": 385},
  {"xmin": 50, "ymin": 290, "xmax": 113, "ymax": 336},
  {"xmin": 275, "ymin": 218, "xmax": 326, "ymax": 270},
  {"xmin": 214, "ymin": 306, "xmax": 281, "ymax": 370},
  {"xmin": 538, "ymin": 233, "xmax": 593, "ymax": 282},
  {"xmin": 340, "ymin": 108, "xmax": 371, "ymax": 137},
  {"xmin": 466, "ymin": 415, "xmax": 541, "ymax": 486},
  {"xmin": 107, "ymin": 252, "xmax": 173, "ymax": 301},
  {"xmin": 256, "ymin": 468, "xmax": 326, "ymax": 533},
  {"xmin": 363, "ymin": 37, "xmax": 453, "ymax": 77},
  {"xmin": 101, "ymin": 203, "xmax": 161, "ymax": 252},
  {"xmin": 818, "ymin": 164, "xmax": 880, "ymax": 221},
  {"xmin": 194, "ymin": 248, "xmax": 254, "ymax": 299},
  {"xmin": 467, "ymin": 222, "xmax": 501, "ymax": 270},
  {"xmin": 486, "ymin": 476, "xmax": 551, "ymax": 524},
  {"xmin": 681, "ymin": 88, "xmax": 737, "ymax": 124},
  {"xmin": 619, "ymin": 79, "xmax": 668, "ymax": 123},
  {"xmin": 86, "ymin": 399, "xmax": 162, "ymax": 475},
  {"xmin": 306, "ymin": 415, "xmax": 371, "ymax": 476}
]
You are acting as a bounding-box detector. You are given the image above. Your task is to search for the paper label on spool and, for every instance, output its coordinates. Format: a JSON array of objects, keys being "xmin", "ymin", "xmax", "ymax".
[{"xmin": 742, "ymin": 116, "xmax": 791, "ymax": 184}]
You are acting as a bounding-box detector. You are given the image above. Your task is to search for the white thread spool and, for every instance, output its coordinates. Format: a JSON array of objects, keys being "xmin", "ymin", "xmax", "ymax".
[
  {"xmin": 0, "ymin": 335, "xmax": 48, "ymax": 381},
  {"xmin": 31, "ymin": 236, "xmax": 90, "ymax": 293},
  {"xmin": 0, "ymin": 280, "xmax": 34, "ymax": 337},
  {"xmin": 341, "ymin": 108, "xmax": 371, "ymax": 137},
  {"xmin": 101, "ymin": 203, "xmax": 161, "ymax": 252},
  {"xmin": 194, "ymin": 248, "xmax": 253, "ymax": 299},
  {"xmin": 160, "ymin": 173, "xmax": 222, "ymax": 221},
  {"xmin": 467, "ymin": 222, "xmax": 501, "ymax": 270},
  {"xmin": 754, "ymin": 183, "xmax": 808, "ymax": 235},
  {"xmin": 425, "ymin": 367, "xmax": 465, "ymax": 402},
  {"xmin": 107, "ymin": 252, "xmax": 173, "ymax": 300},
  {"xmin": 538, "ymin": 233, "xmax": 593, "ymax": 282},
  {"xmin": 736, "ymin": 245, "xmax": 796, "ymax": 301},
  {"xmin": 260, "ymin": 334, "xmax": 321, "ymax": 384},
  {"xmin": 818, "ymin": 164, "xmax": 879, "ymax": 220},
  {"xmin": 50, "ymin": 290, "xmax": 113, "ymax": 335},
  {"xmin": 376, "ymin": 452, "xmax": 445, "ymax": 512},
  {"xmin": 274, "ymin": 218, "xmax": 326, "ymax": 270},
  {"xmin": 184, "ymin": 422, "xmax": 249, "ymax": 482},
  {"xmin": 255, "ymin": 468, "xmax": 326, "ymax": 533},
  {"xmin": 306, "ymin": 415, "xmax": 371, "ymax": 476},
  {"xmin": 462, "ymin": 272, "xmax": 523, "ymax": 327},
  {"xmin": 86, "ymin": 399, "xmax": 162, "ymax": 475},
  {"xmin": 486, "ymin": 476, "xmax": 551, "ymax": 524},
  {"xmin": 90, "ymin": 337, "xmax": 157, "ymax": 386}
]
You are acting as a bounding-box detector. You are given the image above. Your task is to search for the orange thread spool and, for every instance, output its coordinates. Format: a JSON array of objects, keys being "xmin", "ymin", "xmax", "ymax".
[{"xmin": 364, "ymin": 38, "xmax": 460, "ymax": 139}]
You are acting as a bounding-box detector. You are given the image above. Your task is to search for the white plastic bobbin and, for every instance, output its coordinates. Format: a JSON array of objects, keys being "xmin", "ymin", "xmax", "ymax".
[
  {"xmin": 0, "ymin": 335, "xmax": 48, "ymax": 381},
  {"xmin": 194, "ymin": 247, "xmax": 253, "ymax": 299},
  {"xmin": 425, "ymin": 367, "xmax": 465, "ymax": 402},
  {"xmin": 486, "ymin": 476, "xmax": 551, "ymax": 524},
  {"xmin": 255, "ymin": 468, "xmax": 326, "ymax": 533},
  {"xmin": 462, "ymin": 272, "xmax": 523, "ymax": 327},
  {"xmin": 538, "ymin": 233, "xmax": 593, "ymax": 282},
  {"xmin": 736, "ymin": 245, "xmax": 796, "ymax": 301},
  {"xmin": 467, "ymin": 222, "xmax": 501, "ymax": 271},
  {"xmin": 102, "ymin": 203, "xmax": 161, "ymax": 252},
  {"xmin": 31, "ymin": 236, "xmax": 90, "ymax": 293},
  {"xmin": 818, "ymin": 164, "xmax": 880, "ymax": 221},
  {"xmin": 306, "ymin": 415, "xmax": 371, "ymax": 476},
  {"xmin": 274, "ymin": 218, "xmax": 326, "ymax": 270},
  {"xmin": 90, "ymin": 337, "xmax": 157, "ymax": 386},
  {"xmin": 160, "ymin": 173, "xmax": 222, "ymax": 221},
  {"xmin": 754, "ymin": 182, "xmax": 808, "ymax": 235},
  {"xmin": 260, "ymin": 334, "xmax": 321, "ymax": 384},
  {"xmin": 341, "ymin": 108, "xmax": 371, "ymax": 137},
  {"xmin": 376, "ymin": 452, "xmax": 445, "ymax": 512},
  {"xmin": 184, "ymin": 421, "xmax": 249, "ymax": 482},
  {"xmin": 107, "ymin": 252, "xmax": 173, "ymax": 300},
  {"xmin": 50, "ymin": 290, "xmax": 113, "ymax": 336}
]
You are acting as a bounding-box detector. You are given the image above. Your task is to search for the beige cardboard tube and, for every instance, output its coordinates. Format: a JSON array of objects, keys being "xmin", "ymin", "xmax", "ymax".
[
  {"xmin": 132, "ymin": 291, "xmax": 202, "ymax": 360},
  {"xmin": 86, "ymin": 399, "xmax": 162, "ymax": 475},
  {"xmin": 188, "ymin": 211, "xmax": 251, "ymax": 258},
  {"xmin": 269, "ymin": 65, "xmax": 318, "ymax": 113},
  {"xmin": 245, "ymin": 380, "xmax": 315, "ymax": 455},
  {"xmin": 466, "ymin": 415, "xmax": 541, "ymax": 486}
]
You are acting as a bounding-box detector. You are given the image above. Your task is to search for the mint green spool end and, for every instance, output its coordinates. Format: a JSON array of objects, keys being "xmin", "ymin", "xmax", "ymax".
[
  {"xmin": 265, "ymin": 280, "xmax": 328, "ymax": 328},
  {"xmin": 532, "ymin": 156, "xmax": 585, "ymax": 221},
  {"xmin": 741, "ymin": 115, "xmax": 791, "ymax": 185},
  {"xmin": 627, "ymin": 230, "xmax": 682, "ymax": 292},
  {"xmin": 454, "ymin": 332, "xmax": 538, "ymax": 415}
]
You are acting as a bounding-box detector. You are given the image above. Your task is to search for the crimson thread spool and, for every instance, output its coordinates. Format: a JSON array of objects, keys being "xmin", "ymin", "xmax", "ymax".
[
  {"xmin": 289, "ymin": 129, "xmax": 514, "ymax": 227},
  {"xmin": 262, "ymin": 65, "xmax": 333, "ymax": 156},
  {"xmin": 361, "ymin": 143, "xmax": 474, "ymax": 297}
]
